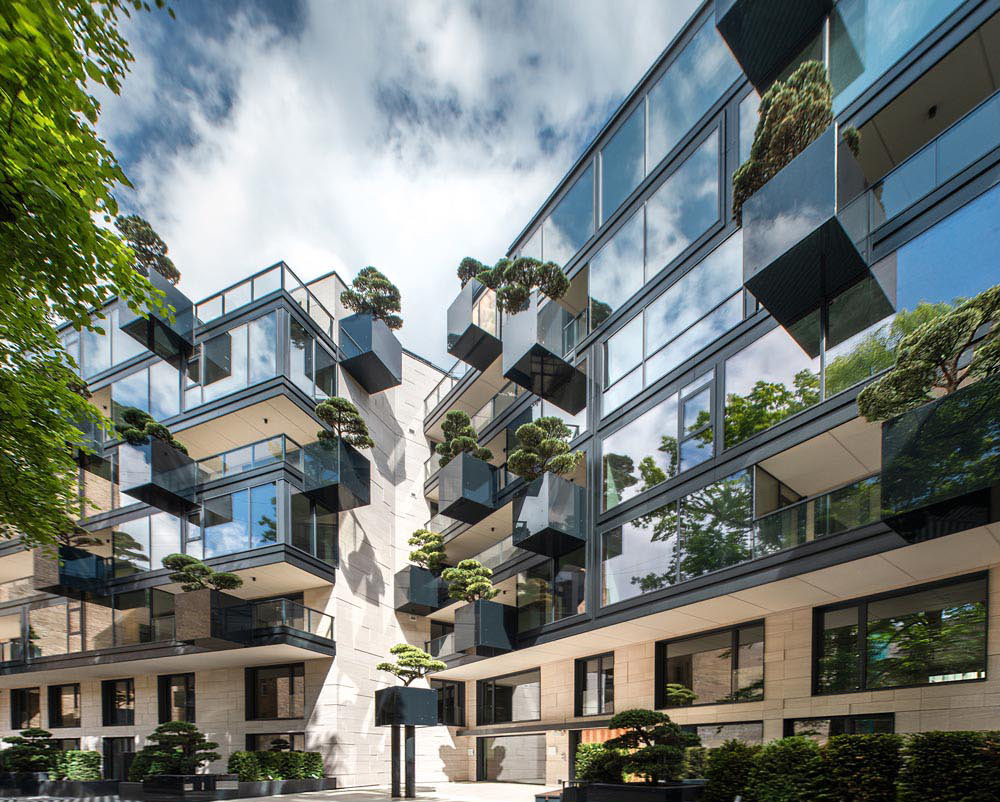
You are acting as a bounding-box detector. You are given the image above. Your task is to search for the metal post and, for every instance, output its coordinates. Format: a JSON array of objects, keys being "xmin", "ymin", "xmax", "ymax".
[
  {"xmin": 390, "ymin": 724, "xmax": 401, "ymax": 798},
  {"xmin": 404, "ymin": 724, "xmax": 416, "ymax": 798}
]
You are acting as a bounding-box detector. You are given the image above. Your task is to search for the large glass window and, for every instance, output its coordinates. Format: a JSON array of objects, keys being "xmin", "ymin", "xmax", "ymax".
[
  {"xmin": 589, "ymin": 210, "xmax": 644, "ymax": 328},
  {"xmin": 27, "ymin": 600, "xmax": 76, "ymax": 657},
  {"xmin": 110, "ymin": 361, "xmax": 180, "ymax": 425},
  {"xmin": 681, "ymin": 722, "xmax": 764, "ymax": 749},
  {"xmin": 543, "ymin": 163, "xmax": 594, "ymax": 267},
  {"xmin": 601, "ymin": 105, "xmax": 644, "ymax": 224},
  {"xmin": 477, "ymin": 669, "xmax": 541, "ymax": 725},
  {"xmin": 247, "ymin": 663, "xmax": 305, "ymax": 720},
  {"xmin": 481, "ymin": 734, "xmax": 546, "ymax": 784},
  {"xmin": 815, "ymin": 576, "xmax": 988, "ymax": 694},
  {"xmin": 11, "ymin": 687, "xmax": 40, "ymax": 729},
  {"xmin": 289, "ymin": 492, "xmax": 337, "ymax": 564},
  {"xmin": 576, "ymin": 653, "xmax": 614, "ymax": 716},
  {"xmin": 113, "ymin": 513, "xmax": 181, "ymax": 577},
  {"xmin": 785, "ymin": 714, "xmax": 894, "ymax": 744},
  {"xmin": 656, "ymin": 623, "xmax": 764, "ymax": 707},
  {"xmin": 431, "ymin": 679, "xmax": 465, "ymax": 727},
  {"xmin": 102, "ymin": 678, "xmax": 135, "ymax": 726},
  {"xmin": 158, "ymin": 673, "xmax": 195, "ymax": 723},
  {"xmin": 186, "ymin": 311, "xmax": 278, "ymax": 407},
  {"xmin": 48, "ymin": 684, "xmax": 80, "ymax": 728},
  {"xmin": 517, "ymin": 548, "xmax": 585, "ymax": 630},
  {"xmin": 201, "ymin": 482, "xmax": 276, "ymax": 558},
  {"xmin": 80, "ymin": 306, "xmax": 148, "ymax": 378}
]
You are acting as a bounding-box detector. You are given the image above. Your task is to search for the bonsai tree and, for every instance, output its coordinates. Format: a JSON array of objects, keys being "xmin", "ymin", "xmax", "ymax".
[
  {"xmin": 441, "ymin": 558, "xmax": 498, "ymax": 602},
  {"xmin": 436, "ymin": 410, "xmax": 492, "ymax": 468},
  {"xmin": 506, "ymin": 416, "xmax": 584, "ymax": 482},
  {"xmin": 457, "ymin": 255, "xmax": 569, "ymax": 314},
  {"xmin": 115, "ymin": 214, "xmax": 180, "ymax": 284},
  {"xmin": 162, "ymin": 553, "xmax": 243, "ymax": 591},
  {"xmin": 575, "ymin": 742, "xmax": 625, "ymax": 784},
  {"xmin": 376, "ymin": 643, "xmax": 446, "ymax": 685},
  {"xmin": 266, "ymin": 738, "xmax": 292, "ymax": 752},
  {"xmin": 130, "ymin": 721, "xmax": 220, "ymax": 778},
  {"xmin": 340, "ymin": 266, "xmax": 402, "ymax": 330},
  {"xmin": 732, "ymin": 60, "xmax": 860, "ymax": 223},
  {"xmin": 408, "ymin": 528, "xmax": 446, "ymax": 574},
  {"xmin": 857, "ymin": 283, "xmax": 1000, "ymax": 421},
  {"xmin": 1, "ymin": 728, "xmax": 58, "ymax": 773},
  {"xmin": 661, "ymin": 683, "xmax": 696, "ymax": 707},
  {"xmin": 315, "ymin": 397, "xmax": 375, "ymax": 449},
  {"xmin": 115, "ymin": 406, "xmax": 188, "ymax": 454},
  {"xmin": 604, "ymin": 709, "xmax": 699, "ymax": 785}
]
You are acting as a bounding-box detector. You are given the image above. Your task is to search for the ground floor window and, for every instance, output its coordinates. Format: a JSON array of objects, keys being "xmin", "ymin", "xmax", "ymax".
[
  {"xmin": 158, "ymin": 673, "xmax": 195, "ymax": 723},
  {"xmin": 575, "ymin": 653, "xmax": 614, "ymax": 716},
  {"xmin": 102, "ymin": 737, "xmax": 134, "ymax": 781},
  {"xmin": 246, "ymin": 732, "xmax": 305, "ymax": 751},
  {"xmin": 430, "ymin": 679, "xmax": 465, "ymax": 727},
  {"xmin": 48, "ymin": 684, "xmax": 80, "ymax": 728},
  {"xmin": 102, "ymin": 678, "xmax": 135, "ymax": 726},
  {"xmin": 477, "ymin": 669, "xmax": 541, "ymax": 725},
  {"xmin": 784, "ymin": 713, "xmax": 894, "ymax": 743},
  {"xmin": 680, "ymin": 721, "xmax": 764, "ymax": 748},
  {"xmin": 479, "ymin": 734, "xmax": 546, "ymax": 784},
  {"xmin": 10, "ymin": 687, "xmax": 40, "ymax": 729},
  {"xmin": 246, "ymin": 663, "xmax": 305, "ymax": 720}
]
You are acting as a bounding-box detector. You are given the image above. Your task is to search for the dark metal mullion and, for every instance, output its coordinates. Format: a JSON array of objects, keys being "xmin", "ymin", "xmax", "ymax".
[
  {"xmin": 858, "ymin": 602, "xmax": 868, "ymax": 692},
  {"xmin": 730, "ymin": 627, "xmax": 740, "ymax": 700}
]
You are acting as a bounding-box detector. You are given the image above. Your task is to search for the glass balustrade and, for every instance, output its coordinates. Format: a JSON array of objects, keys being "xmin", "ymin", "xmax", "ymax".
[{"xmin": 425, "ymin": 631, "xmax": 456, "ymax": 658}]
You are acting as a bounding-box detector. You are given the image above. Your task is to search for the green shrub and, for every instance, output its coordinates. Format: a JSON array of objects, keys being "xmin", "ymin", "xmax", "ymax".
[
  {"xmin": 746, "ymin": 737, "xmax": 821, "ymax": 802},
  {"xmin": 278, "ymin": 751, "xmax": 307, "ymax": 780},
  {"xmin": 605, "ymin": 709, "xmax": 697, "ymax": 785},
  {"xmin": 574, "ymin": 742, "xmax": 624, "ymax": 784},
  {"xmin": 703, "ymin": 740, "xmax": 760, "ymax": 802},
  {"xmin": 301, "ymin": 752, "xmax": 324, "ymax": 779},
  {"xmin": 820, "ymin": 734, "xmax": 902, "ymax": 802},
  {"xmin": 256, "ymin": 749, "xmax": 285, "ymax": 779},
  {"xmin": 682, "ymin": 746, "xmax": 708, "ymax": 780},
  {"xmin": 227, "ymin": 751, "xmax": 261, "ymax": 782},
  {"xmin": 899, "ymin": 731, "xmax": 999, "ymax": 802},
  {"xmin": 127, "ymin": 751, "xmax": 171, "ymax": 782},
  {"xmin": 58, "ymin": 750, "xmax": 102, "ymax": 781},
  {"xmin": 1, "ymin": 728, "xmax": 58, "ymax": 773}
]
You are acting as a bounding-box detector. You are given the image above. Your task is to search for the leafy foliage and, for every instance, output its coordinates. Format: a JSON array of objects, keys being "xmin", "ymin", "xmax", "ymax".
[
  {"xmin": 732, "ymin": 60, "xmax": 859, "ymax": 223},
  {"xmin": 114, "ymin": 406, "xmax": 188, "ymax": 454},
  {"xmin": 0, "ymin": 0, "xmax": 168, "ymax": 551},
  {"xmin": 682, "ymin": 746, "xmax": 708, "ymax": 780},
  {"xmin": 724, "ymin": 371, "xmax": 820, "ymax": 447},
  {"xmin": 898, "ymin": 731, "xmax": 1000, "ymax": 802},
  {"xmin": 441, "ymin": 558, "xmax": 498, "ymax": 602},
  {"xmin": 703, "ymin": 740, "xmax": 760, "ymax": 802},
  {"xmin": 857, "ymin": 284, "xmax": 1000, "ymax": 421},
  {"xmin": 315, "ymin": 397, "xmax": 374, "ymax": 449},
  {"xmin": 376, "ymin": 643, "xmax": 446, "ymax": 686},
  {"xmin": 1, "ymin": 728, "xmax": 58, "ymax": 773},
  {"xmin": 604, "ymin": 709, "xmax": 698, "ymax": 785},
  {"xmin": 227, "ymin": 750, "xmax": 325, "ymax": 782},
  {"xmin": 227, "ymin": 751, "xmax": 261, "ymax": 782},
  {"xmin": 115, "ymin": 214, "xmax": 179, "ymax": 284},
  {"xmin": 51, "ymin": 749, "xmax": 102, "ymax": 781},
  {"xmin": 130, "ymin": 721, "xmax": 220, "ymax": 779},
  {"xmin": 574, "ymin": 742, "xmax": 625, "ymax": 784},
  {"xmin": 408, "ymin": 528, "xmax": 446, "ymax": 574},
  {"xmin": 162, "ymin": 553, "xmax": 243, "ymax": 591},
  {"xmin": 340, "ymin": 266, "xmax": 402, "ymax": 330},
  {"xmin": 820, "ymin": 734, "xmax": 902, "ymax": 802},
  {"xmin": 436, "ymin": 410, "xmax": 492, "ymax": 468},
  {"xmin": 507, "ymin": 416, "xmax": 583, "ymax": 482},
  {"xmin": 745, "ymin": 736, "xmax": 821, "ymax": 802},
  {"xmin": 457, "ymin": 255, "xmax": 569, "ymax": 313}
]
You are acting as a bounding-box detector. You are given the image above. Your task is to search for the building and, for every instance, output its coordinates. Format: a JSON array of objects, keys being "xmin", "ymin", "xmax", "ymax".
[{"xmin": 1, "ymin": 0, "xmax": 999, "ymax": 791}]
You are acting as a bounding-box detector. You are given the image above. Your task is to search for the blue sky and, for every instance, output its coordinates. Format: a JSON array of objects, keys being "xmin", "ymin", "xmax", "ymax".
[{"xmin": 101, "ymin": 0, "xmax": 700, "ymax": 365}]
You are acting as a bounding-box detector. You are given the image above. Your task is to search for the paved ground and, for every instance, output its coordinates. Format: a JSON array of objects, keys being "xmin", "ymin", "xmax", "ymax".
[{"xmin": 241, "ymin": 782, "xmax": 552, "ymax": 801}]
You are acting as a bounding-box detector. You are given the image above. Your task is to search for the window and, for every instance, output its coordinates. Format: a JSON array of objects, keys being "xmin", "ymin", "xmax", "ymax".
[
  {"xmin": 431, "ymin": 680, "xmax": 465, "ymax": 727},
  {"xmin": 246, "ymin": 663, "xmax": 305, "ymax": 720},
  {"xmin": 27, "ymin": 599, "xmax": 77, "ymax": 657},
  {"xmin": 784, "ymin": 714, "xmax": 894, "ymax": 744},
  {"xmin": 656, "ymin": 623, "xmax": 764, "ymax": 707},
  {"xmin": 54, "ymin": 738, "xmax": 81, "ymax": 751},
  {"xmin": 289, "ymin": 317, "xmax": 336, "ymax": 398},
  {"xmin": 589, "ymin": 210, "xmax": 644, "ymax": 328},
  {"xmin": 103, "ymin": 589, "xmax": 174, "ymax": 646},
  {"xmin": 516, "ymin": 548, "xmax": 585, "ymax": 630},
  {"xmin": 601, "ymin": 105, "xmax": 644, "ymax": 224},
  {"xmin": 246, "ymin": 733, "xmax": 305, "ymax": 751},
  {"xmin": 681, "ymin": 721, "xmax": 764, "ymax": 749},
  {"xmin": 480, "ymin": 734, "xmax": 546, "ymax": 784},
  {"xmin": 11, "ymin": 687, "xmax": 40, "ymax": 729},
  {"xmin": 48, "ymin": 684, "xmax": 80, "ymax": 728},
  {"xmin": 102, "ymin": 679, "xmax": 135, "ymax": 726},
  {"xmin": 80, "ymin": 306, "xmax": 148, "ymax": 377},
  {"xmin": 290, "ymin": 492, "xmax": 338, "ymax": 564},
  {"xmin": 185, "ymin": 312, "xmax": 278, "ymax": 407},
  {"xmin": 113, "ymin": 512, "xmax": 182, "ymax": 577},
  {"xmin": 543, "ymin": 163, "xmax": 594, "ymax": 267},
  {"xmin": 815, "ymin": 575, "xmax": 988, "ymax": 694},
  {"xmin": 738, "ymin": 91, "xmax": 761, "ymax": 164},
  {"xmin": 110, "ymin": 361, "xmax": 180, "ymax": 425},
  {"xmin": 477, "ymin": 670, "xmax": 541, "ymax": 725},
  {"xmin": 202, "ymin": 482, "xmax": 277, "ymax": 558},
  {"xmin": 158, "ymin": 673, "xmax": 195, "ymax": 723},
  {"xmin": 576, "ymin": 653, "xmax": 614, "ymax": 716}
]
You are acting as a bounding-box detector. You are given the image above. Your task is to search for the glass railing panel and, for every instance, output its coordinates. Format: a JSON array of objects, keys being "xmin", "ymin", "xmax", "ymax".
[
  {"xmin": 253, "ymin": 438, "xmax": 284, "ymax": 469},
  {"xmin": 425, "ymin": 632, "xmax": 455, "ymax": 658},
  {"xmin": 0, "ymin": 639, "xmax": 24, "ymax": 663},
  {"xmin": 870, "ymin": 145, "xmax": 935, "ymax": 227},
  {"xmin": 223, "ymin": 280, "xmax": 252, "ymax": 314},
  {"xmin": 424, "ymin": 453, "xmax": 441, "ymax": 481},
  {"xmin": 423, "ymin": 361, "xmax": 472, "ymax": 416},
  {"xmin": 252, "ymin": 266, "xmax": 282, "ymax": 298},
  {"xmin": 472, "ymin": 290, "xmax": 498, "ymax": 337},
  {"xmin": 197, "ymin": 435, "xmax": 302, "ymax": 483},
  {"xmin": 425, "ymin": 512, "xmax": 458, "ymax": 532}
]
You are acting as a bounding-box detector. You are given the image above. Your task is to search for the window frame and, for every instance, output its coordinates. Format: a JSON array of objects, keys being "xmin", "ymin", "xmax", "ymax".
[
  {"xmin": 158, "ymin": 672, "xmax": 196, "ymax": 723},
  {"xmin": 431, "ymin": 679, "xmax": 466, "ymax": 727},
  {"xmin": 476, "ymin": 668, "xmax": 542, "ymax": 726},
  {"xmin": 574, "ymin": 652, "xmax": 615, "ymax": 717},
  {"xmin": 101, "ymin": 678, "xmax": 135, "ymax": 727},
  {"xmin": 10, "ymin": 687, "xmax": 40, "ymax": 730},
  {"xmin": 783, "ymin": 713, "xmax": 895, "ymax": 739},
  {"xmin": 245, "ymin": 662, "xmax": 306, "ymax": 721},
  {"xmin": 47, "ymin": 683, "xmax": 81, "ymax": 729}
]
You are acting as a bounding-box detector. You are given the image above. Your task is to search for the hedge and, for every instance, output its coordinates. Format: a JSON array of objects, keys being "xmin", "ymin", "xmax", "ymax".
[
  {"xmin": 682, "ymin": 746, "xmax": 708, "ymax": 780},
  {"xmin": 51, "ymin": 750, "xmax": 102, "ymax": 781},
  {"xmin": 703, "ymin": 740, "xmax": 760, "ymax": 802},
  {"xmin": 226, "ymin": 750, "xmax": 326, "ymax": 782},
  {"xmin": 574, "ymin": 743, "xmax": 624, "ymax": 784},
  {"xmin": 821, "ymin": 734, "xmax": 902, "ymax": 802},
  {"xmin": 745, "ymin": 736, "xmax": 821, "ymax": 802},
  {"xmin": 898, "ymin": 731, "xmax": 1000, "ymax": 802}
]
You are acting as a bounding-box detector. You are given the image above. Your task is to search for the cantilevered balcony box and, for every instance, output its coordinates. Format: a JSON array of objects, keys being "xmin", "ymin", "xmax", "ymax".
[
  {"xmin": 716, "ymin": 0, "xmax": 832, "ymax": 91},
  {"xmin": 174, "ymin": 588, "xmax": 246, "ymax": 649},
  {"xmin": 453, "ymin": 599, "xmax": 516, "ymax": 656},
  {"xmin": 118, "ymin": 439, "xmax": 198, "ymax": 517},
  {"xmin": 512, "ymin": 473, "xmax": 586, "ymax": 558},
  {"xmin": 33, "ymin": 546, "xmax": 109, "ymax": 596},
  {"xmin": 742, "ymin": 125, "xmax": 886, "ymax": 352},
  {"xmin": 374, "ymin": 686, "xmax": 439, "ymax": 726},
  {"xmin": 502, "ymin": 294, "xmax": 586, "ymax": 414},
  {"xmin": 118, "ymin": 269, "xmax": 195, "ymax": 362},
  {"xmin": 339, "ymin": 313, "xmax": 403, "ymax": 394},
  {"xmin": 437, "ymin": 451, "xmax": 496, "ymax": 525},
  {"xmin": 301, "ymin": 438, "xmax": 371, "ymax": 511},
  {"xmin": 394, "ymin": 565, "xmax": 448, "ymax": 615},
  {"xmin": 881, "ymin": 375, "xmax": 1000, "ymax": 544},
  {"xmin": 447, "ymin": 279, "xmax": 502, "ymax": 371}
]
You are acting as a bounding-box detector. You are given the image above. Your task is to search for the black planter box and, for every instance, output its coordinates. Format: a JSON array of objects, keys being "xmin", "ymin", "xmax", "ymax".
[
  {"xmin": 142, "ymin": 773, "xmax": 240, "ymax": 802},
  {"xmin": 438, "ymin": 451, "xmax": 496, "ymax": 524},
  {"xmin": 395, "ymin": 564, "xmax": 448, "ymax": 615},
  {"xmin": 453, "ymin": 599, "xmax": 515, "ymax": 656},
  {"xmin": 301, "ymin": 437, "xmax": 372, "ymax": 511},
  {"xmin": 119, "ymin": 269, "xmax": 196, "ymax": 362},
  {"xmin": 0, "ymin": 771, "xmax": 50, "ymax": 796},
  {"xmin": 375, "ymin": 685, "xmax": 440, "ymax": 726},
  {"xmin": 339, "ymin": 313, "xmax": 403, "ymax": 393},
  {"xmin": 881, "ymin": 374, "xmax": 1000, "ymax": 543},
  {"xmin": 40, "ymin": 779, "xmax": 121, "ymax": 797},
  {"xmin": 118, "ymin": 438, "xmax": 198, "ymax": 516},
  {"xmin": 512, "ymin": 473, "xmax": 586, "ymax": 558},
  {"xmin": 447, "ymin": 279, "xmax": 502, "ymax": 371},
  {"xmin": 238, "ymin": 778, "xmax": 338, "ymax": 796},
  {"xmin": 562, "ymin": 780, "xmax": 705, "ymax": 802}
]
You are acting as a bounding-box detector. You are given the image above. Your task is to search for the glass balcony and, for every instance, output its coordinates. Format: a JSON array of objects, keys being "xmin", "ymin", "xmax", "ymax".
[
  {"xmin": 118, "ymin": 439, "xmax": 198, "ymax": 516},
  {"xmin": 881, "ymin": 375, "xmax": 1000, "ymax": 543},
  {"xmin": 471, "ymin": 382, "xmax": 524, "ymax": 433},
  {"xmin": 437, "ymin": 452, "xmax": 496, "ymax": 525},
  {"xmin": 425, "ymin": 631, "xmax": 457, "ymax": 659},
  {"xmin": 447, "ymin": 280, "xmax": 502, "ymax": 371},
  {"xmin": 742, "ymin": 125, "xmax": 883, "ymax": 347},
  {"xmin": 512, "ymin": 474, "xmax": 586, "ymax": 558},
  {"xmin": 339, "ymin": 313, "xmax": 403, "ymax": 394},
  {"xmin": 754, "ymin": 475, "xmax": 881, "ymax": 557},
  {"xmin": 453, "ymin": 599, "xmax": 515, "ymax": 657},
  {"xmin": 301, "ymin": 438, "xmax": 371, "ymax": 511},
  {"xmin": 394, "ymin": 565, "xmax": 448, "ymax": 615},
  {"xmin": 224, "ymin": 597, "xmax": 334, "ymax": 644},
  {"xmin": 424, "ymin": 511, "xmax": 459, "ymax": 533},
  {"xmin": 34, "ymin": 546, "xmax": 111, "ymax": 595},
  {"xmin": 475, "ymin": 535, "xmax": 525, "ymax": 572},
  {"xmin": 715, "ymin": 0, "xmax": 831, "ymax": 91},
  {"xmin": 198, "ymin": 435, "xmax": 303, "ymax": 483},
  {"xmin": 118, "ymin": 269, "xmax": 196, "ymax": 361},
  {"xmin": 424, "ymin": 452, "xmax": 442, "ymax": 482},
  {"xmin": 502, "ymin": 294, "xmax": 587, "ymax": 415},
  {"xmin": 423, "ymin": 360, "xmax": 473, "ymax": 417}
]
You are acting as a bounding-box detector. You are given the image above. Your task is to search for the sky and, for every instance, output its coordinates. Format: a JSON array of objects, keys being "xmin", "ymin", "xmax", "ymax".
[{"xmin": 100, "ymin": 0, "xmax": 701, "ymax": 367}]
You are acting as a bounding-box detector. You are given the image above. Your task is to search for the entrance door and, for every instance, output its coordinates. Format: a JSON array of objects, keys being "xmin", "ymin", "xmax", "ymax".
[
  {"xmin": 479, "ymin": 734, "xmax": 546, "ymax": 784},
  {"xmin": 103, "ymin": 736, "xmax": 134, "ymax": 781}
]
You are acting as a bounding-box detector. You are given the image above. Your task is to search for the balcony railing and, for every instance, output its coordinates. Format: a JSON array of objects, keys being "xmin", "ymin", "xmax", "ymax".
[
  {"xmin": 0, "ymin": 639, "xmax": 24, "ymax": 664},
  {"xmin": 425, "ymin": 452, "xmax": 442, "ymax": 482},
  {"xmin": 425, "ymin": 632, "xmax": 456, "ymax": 658},
  {"xmin": 470, "ymin": 381, "xmax": 524, "ymax": 432},
  {"xmin": 198, "ymin": 435, "xmax": 304, "ymax": 483},
  {"xmin": 424, "ymin": 511, "xmax": 459, "ymax": 532},
  {"xmin": 231, "ymin": 598, "xmax": 334, "ymax": 640},
  {"xmin": 447, "ymin": 280, "xmax": 502, "ymax": 371},
  {"xmin": 475, "ymin": 535, "xmax": 524, "ymax": 572},
  {"xmin": 424, "ymin": 360, "xmax": 473, "ymax": 417},
  {"xmin": 753, "ymin": 475, "xmax": 881, "ymax": 557}
]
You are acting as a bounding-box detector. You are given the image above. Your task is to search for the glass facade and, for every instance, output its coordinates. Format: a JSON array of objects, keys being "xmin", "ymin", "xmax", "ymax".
[
  {"xmin": 48, "ymin": 684, "xmax": 81, "ymax": 728},
  {"xmin": 656, "ymin": 623, "xmax": 764, "ymax": 707},
  {"xmin": 247, "ymin": 663, "xmax": 305, "ymax": 720},
  {"xmin": 202, "ymin": 483, "xmax": 278, "ymax": 558},
  {"xmin": 186, "ymin": 311, "xmax": 279, "ymax": 407},
  {"xmin": 477, "ymin": 670, "xmax": 541, "ymax": 725},
  {"xmin": 576, "ymin": 653, "xmax": 614, "ymax": 716},
  {"xmin": 516, "ymin": 548, "xmax": 585, "ymax": 630},
  {"xmin": 542, "ymin": 163, "xmax": 594, "ymax": 267},
  {"xmin": 78, "ymin": 306, "xmax": 148, "ymax": 378}
]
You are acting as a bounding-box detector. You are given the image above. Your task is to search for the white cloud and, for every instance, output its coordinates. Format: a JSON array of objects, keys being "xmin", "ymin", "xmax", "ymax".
[{"xmin": 103, "ymin": 0, "xmax": 700, "ymax": 366}]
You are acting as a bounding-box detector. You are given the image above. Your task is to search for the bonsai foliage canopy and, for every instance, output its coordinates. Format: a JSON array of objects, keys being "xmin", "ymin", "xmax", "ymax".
[
  {"xmin": 1, "ymin": 728, "xmax": 58, "ymax": 772},
  {"xmin": 315, "ymin": 397, "xmax": 375, "ymax": 450},
  {"xmin": 131, "ymin": 721, "xmax": 220, "ymax": 778},
  {"xmin": 457, "ymin": 255, "xmax": 569, "ymax": 314},
  {"xmin": 115, "ymin": 406, "xmax": 188, "ymax": 455},
  {"xmin": 604, "ymin": 708, "xmax": 699, "ymax": 785},
  {"xmin": 376, "ymin": 643, "xmax": 447, "ymax": 686},
  {"xmin": 507, "ymin": 415, "xmax": 583, "ymax": 482},
  {"xmin": 340, "ymin": 266, "xmax": 402, "ymax": 330},
  {"xmin": 162, "ymin": 553, "xmax": 243, "ymax": 591},
  {"xmin": 732, "ymin": 60, "xmax": 859, "ymax": 223},
  {"xmin": 857, "ymin": 284, "xmax": 1000, "ymax": 421},
  {"xmin": 408, "ymin": 528, "xmax": 446, "ymax": 574},
  {"xmin": 436, "ymin": 409, "xmax": 492, "ymax": 468},
  {"xmin": 115, "ymin": 214, "xmax": 180, "ymax": 285},
  {"xmin": 441, "ymin": 558, "xmax": 498, "ymax": 602},
  {"xmin": 662, "ymin": 683, "xmax": 697, "ymax": 707}
]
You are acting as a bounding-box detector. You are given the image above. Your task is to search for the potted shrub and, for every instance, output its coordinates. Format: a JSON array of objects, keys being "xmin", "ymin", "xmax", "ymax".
[
  {"xmin": 395, "ymin": 528, "xmax": 448, "ymax": 614},
  {"xmin": 227, "ymin": 748, "xmax": 334, "ymax": 795},
  {"xmin": 164, "ymin": 554, "xmax": 244, "ymax": 644},
  {"xmin": 374, "ymin": 643, "xmax": 446, "ymax": 726},
  {"xmin": 130, "ymin": 721, "xmax": 235, "ymax": 798},
  {"xmin": 45, "ymin": 750, "xmax": 113, "ymax": 797},
  {"xmin": 443, "ymin": 559, "xmax": 514, "ymax": 655},
  {"xmin": 302, "ymin": 397, "xmax": 373, "ymax": 510},
  {"xmin": 435, "ymin": 410, "xmax": 493, "ymax": 469},
  {"xmin": 0, "ymin": 728, "xmax": 58, "ymax": 795},
  {"xmin": 115, "ymin": 406, "xmax": 197, "ymax": 514},
  {"xmin": 339, "ymin": 266, "xmax": 403, "ymax": 393},
  {"xmin": 436, "ymin": 410, "xmax": 496, "ymax": 522},
  {"xmin": 457, "ymin": 255, "xmax": 569, "ymax": 314}
]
